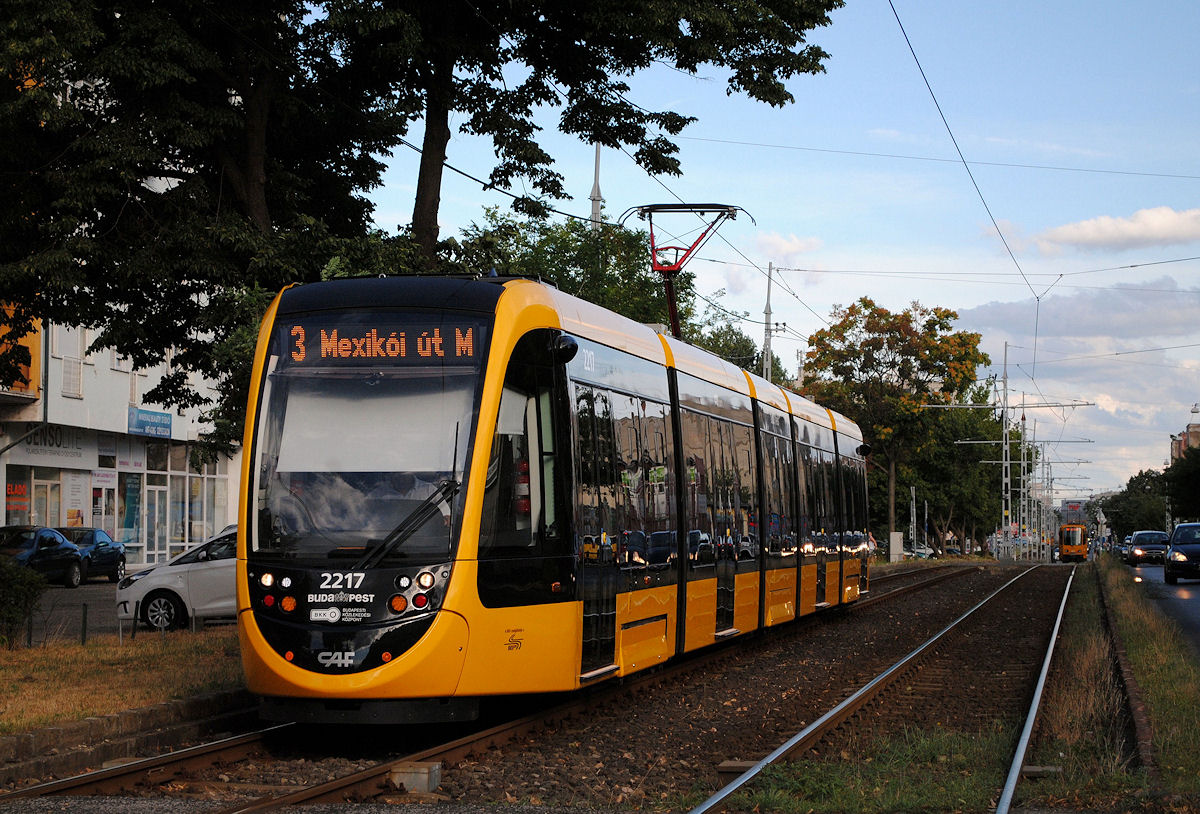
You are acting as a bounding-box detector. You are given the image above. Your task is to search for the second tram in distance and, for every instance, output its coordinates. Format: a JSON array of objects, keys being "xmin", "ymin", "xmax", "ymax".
[
  {"xmin": 1058, "ymin": 524, "xmax": 1089, "ymax": 562},
  {"xmin": 237, "ymin": 275, "xmax": 870, "ymax": 723}
]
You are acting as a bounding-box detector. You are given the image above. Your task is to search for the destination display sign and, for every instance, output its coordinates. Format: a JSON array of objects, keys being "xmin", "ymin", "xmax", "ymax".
[{"xmin": 281, "ymin": 320, "xmax": 483, "ymax": 367}]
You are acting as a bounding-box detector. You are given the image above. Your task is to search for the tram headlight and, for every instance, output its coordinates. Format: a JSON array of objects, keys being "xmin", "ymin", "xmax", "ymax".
[
  {"xmin": 416, "ymin": 571, "xmax": 436, "ymax": 590},
  {"xmin": 260, "ymin": 573, "xmax": 275, "ymax": 588}
]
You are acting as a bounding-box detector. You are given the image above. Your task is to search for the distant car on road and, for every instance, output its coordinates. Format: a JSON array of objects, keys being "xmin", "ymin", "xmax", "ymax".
[
  {"xmin": 116, "ymin": 525, "xmax": 237, "ymax": 630},
  {"xmin": 56, "ymin": 527, "xmax": 126, "ymax": 583},
  {"xmin": 0, "ymin": 525, "xmax": 83, "ymax": 588},
  {"xmin": 1125, "ymin": 530, "xmax": 1169, "ymax": 565},
  {"xmin": 1165, "ymin": 523, "xmax": 1200, "ymax": 585}
]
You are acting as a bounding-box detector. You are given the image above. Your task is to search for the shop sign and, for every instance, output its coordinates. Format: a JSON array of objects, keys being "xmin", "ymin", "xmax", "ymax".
[
  {"xmin": 128, "ymin": 407, "xmax": 172, "ymax": 438},
  {"xmin": 8, "ymin": 423, "xmax": 99, "ymax": 469},
  {"xmin": 5, "ymin": 481, "xmax": 29, "ymax": 515}
]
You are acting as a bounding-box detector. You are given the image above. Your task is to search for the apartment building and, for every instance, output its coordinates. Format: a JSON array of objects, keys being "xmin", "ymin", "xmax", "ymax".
[{"xmin": 1, "ymin": 321, "xmax": 240, "ymax": 565}]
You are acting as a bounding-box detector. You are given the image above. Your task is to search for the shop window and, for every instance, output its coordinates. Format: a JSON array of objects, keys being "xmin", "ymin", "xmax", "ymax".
[
  {"xmin": 169, "ymin": 443, "xmax": 188, "ymax": 472},
  {"xmin": 147, "ymin": 441, "xmax": 168, "ymax": 472}
]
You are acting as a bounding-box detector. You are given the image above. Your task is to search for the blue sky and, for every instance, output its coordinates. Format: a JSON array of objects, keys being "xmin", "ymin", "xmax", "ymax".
[{"xmin": 369, "ymin": 0, "xmax": 1200, "ymax": 502}]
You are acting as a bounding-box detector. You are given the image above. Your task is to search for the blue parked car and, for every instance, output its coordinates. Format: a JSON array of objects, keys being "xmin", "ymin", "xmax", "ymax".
[
  {"xmin": 0, "ymin": 525, "xmax": 83, "ymax": 588},
  {"xmin": 57, "ymin": 527, "xmax": 127, "ymax": 583}
]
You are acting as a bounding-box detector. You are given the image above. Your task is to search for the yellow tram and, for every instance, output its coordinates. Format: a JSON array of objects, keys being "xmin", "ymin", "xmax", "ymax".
[{"xmin": 237, "ymin": 276, "xmax": 869, "ymax": 723}]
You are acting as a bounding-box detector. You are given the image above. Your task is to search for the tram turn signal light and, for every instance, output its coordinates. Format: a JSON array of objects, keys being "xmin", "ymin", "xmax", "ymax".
[
  {"xmin": 389, "ymin": 594, "xmax": 408, "ymax": 613},
  {"xmin": 280, "ymin": 595, "xmax": 297, "ymax": 613}
]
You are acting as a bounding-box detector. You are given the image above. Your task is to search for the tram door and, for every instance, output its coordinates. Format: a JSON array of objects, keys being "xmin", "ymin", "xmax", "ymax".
[{"xmin": 575, "ymin": 385, "xmax": 618, "ymax": 678}]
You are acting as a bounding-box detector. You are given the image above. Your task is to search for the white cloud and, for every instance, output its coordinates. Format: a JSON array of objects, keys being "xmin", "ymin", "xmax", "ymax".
[
  {"xmin": 754, "ymin": 231, "xmax": 823, "ymax": 268},
  {"xmin": 1036, "ymin": 206, "xmax": 1200, "ymax": 253}
]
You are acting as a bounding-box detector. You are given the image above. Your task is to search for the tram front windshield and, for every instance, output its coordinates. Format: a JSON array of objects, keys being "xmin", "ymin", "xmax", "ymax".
[{"xmin": 251, "ymin": 312, "xmax": 487, "ymax": 564}]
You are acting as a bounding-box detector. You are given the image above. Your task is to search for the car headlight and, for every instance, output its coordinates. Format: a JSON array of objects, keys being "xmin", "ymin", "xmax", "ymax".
[
  {"xmin": 117, "ymin": 569, "xmax": 153, "ymax": 590},
  {"xmin": 1133, "ymin": 548, "xmax": 1144, "ymax": 556},
  {"xmin": 1171, "ymin": 551, "xmax": 1189, "ymax": 563}
]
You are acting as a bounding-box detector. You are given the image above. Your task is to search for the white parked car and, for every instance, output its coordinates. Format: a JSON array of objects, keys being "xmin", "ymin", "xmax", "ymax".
[{"xmin": 116, "ymin": 525, "xmax": 237, "ymax": 630}]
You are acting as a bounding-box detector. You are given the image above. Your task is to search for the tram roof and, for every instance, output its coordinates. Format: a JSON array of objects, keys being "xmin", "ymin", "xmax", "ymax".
[{"xmin": 528, "ymin": 280, "xmax": 669, "ymax": 366}]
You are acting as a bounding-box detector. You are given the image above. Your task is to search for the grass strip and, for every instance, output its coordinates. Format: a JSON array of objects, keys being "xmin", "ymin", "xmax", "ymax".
[
  {"xmin": 1096, "ymin": 554, "xmax": 1200, "ymax": 799},
  {"xmin": 0, "ymin": 627, "xmax": 244, "ymax": 735},
  {"xmin": 1020, "ymin": 561, "xmax": 1144, "ymax": 809}
]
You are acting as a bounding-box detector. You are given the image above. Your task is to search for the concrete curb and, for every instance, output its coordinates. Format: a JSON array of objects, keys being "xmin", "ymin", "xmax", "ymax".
[
  {"xmin": 1, "ymin": 689, "xmax": 256, "ymax": 787},
  {"xmin": 1095, "ymin": 565, "xmax": 1159, "ymax": 785}
]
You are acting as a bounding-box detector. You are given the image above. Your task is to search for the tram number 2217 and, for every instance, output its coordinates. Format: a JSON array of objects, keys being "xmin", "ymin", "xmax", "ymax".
[{"xmin": 320, "ymin": 572, "xmax": 366, "ymax": 590}]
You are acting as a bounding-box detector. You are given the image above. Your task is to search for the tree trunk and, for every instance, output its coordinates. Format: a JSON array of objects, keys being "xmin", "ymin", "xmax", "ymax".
[{"xmin": 411, "ymin": 56, "xmax": 454, "ymax": 265}]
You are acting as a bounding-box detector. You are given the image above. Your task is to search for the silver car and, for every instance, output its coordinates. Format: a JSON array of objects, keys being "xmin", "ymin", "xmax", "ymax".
[{"xmin": 115, "ymin": 526, "xmax": 237, "ymax": 630}]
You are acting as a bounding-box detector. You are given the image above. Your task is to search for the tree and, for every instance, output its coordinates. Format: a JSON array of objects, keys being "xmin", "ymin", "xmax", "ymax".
[
  {"xmin": 801, "ymin": 297, "xmax": 990, "ymax": 536},
  {"xmin": 1165, "ymin": 450, "xmax": 1200, "ymax": 521},
  {"xmin": 1099, "ymin": 469, "xmax": 1168, "ymax": 540},
  {"xmin": 366, "ymin": 0, "xmax": 846, "ymax": 258},
  {"xmin": 2, "ymin": 1, "xmax": 844, "ymax": 454},
  {"xmin": 453, "ymin": 208, "xmax": 697, "ymax": 327},
  {"xmin": 690, "ymin": 304, "xmax": 789, "ymax": 383},
  {"xmin": 455, "ymin": 210, "xmax": 791, "ymax": 378},
  {"xmin": 907, "ymin": 385, "xmax": 1002, "ymax": 553},
  {"xmin": 1, "ymin": 1, "xmax": 421, "ymax": 453}
]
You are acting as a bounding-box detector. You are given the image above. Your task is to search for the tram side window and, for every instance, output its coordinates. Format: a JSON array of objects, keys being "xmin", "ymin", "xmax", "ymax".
[
  {"xmin": 729, "ymin": 422, "xmax": 759, "ymax": 572},
  {"xmin": 814, "ymin": 450, "xmax": 836, "ymax": 552},
  {"xmin": 841, "ymin": 456, "xmax": 867, "ymax": 549},
  {"xmin": 479, "ymin": 336, "xmax": 567, "ymax": 557},
  {"xmin": 680, "ymin": 409, "xmax": 714, "ymax": 568},
  {"xmin": 761, "ymin": 432, "xmax": 796, "ymax": 562},
  {"xmin": 797, "ymin": 444, "xmax": 816, "ymax": 553}
]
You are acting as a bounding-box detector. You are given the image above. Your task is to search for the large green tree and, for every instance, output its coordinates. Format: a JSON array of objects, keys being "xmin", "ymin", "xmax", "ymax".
[
  {"xmin": 2, "ymin": 0, "xmax": 844, "ymax": 454},
  {"xmin": 368, "ymin": 0, "xmax": 846, "ymax": 257},
  {"xmin": 1, "ymin": 0, "xmax": 416, "ymax": 452},
  {"xmin": 801, "ymin": 297, "xmax": 991, "ymax": 536}
]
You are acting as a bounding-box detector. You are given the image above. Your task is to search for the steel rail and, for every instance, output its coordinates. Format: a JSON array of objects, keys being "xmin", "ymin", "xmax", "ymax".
[
  {"xmin": 688, "ymin": 566, "xmax": 1042, "ymax": 814},
  {"xmin": 995, "ymin": 564, "xmax": 1076, "ymax": 813},
  {"xmin": 3, "ymin": 564, "xmax": 961, "ymax": 809},
  {"xmin": 0, "ymin": 724, "xmax": 291, "ymax": 800},
  {"xmin": 209, "ymin": 568, "xmax": 966, "ymax": 811}
]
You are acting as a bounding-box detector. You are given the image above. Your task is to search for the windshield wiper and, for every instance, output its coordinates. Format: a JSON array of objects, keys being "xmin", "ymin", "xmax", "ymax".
[{"xmin": 352, "ymin": 479, "xmax": 460, "ymax": 570}]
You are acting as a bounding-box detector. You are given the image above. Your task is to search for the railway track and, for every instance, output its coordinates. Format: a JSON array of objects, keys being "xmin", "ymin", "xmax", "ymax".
[
  {"xmin": 0, "ymin": 562, "xmax": 992, "ymax": 811},
  {"xmin": 692, "ymin": 564, "xmax": 1075, "ymax": 813}
]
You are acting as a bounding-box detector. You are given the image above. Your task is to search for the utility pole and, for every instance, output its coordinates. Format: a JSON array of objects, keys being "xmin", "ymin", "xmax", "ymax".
[
  {"xmin": 1001, "ymin": 342, "xmax": 1011, "ymax": 556},
  {"xmin": 588, "ymin": 144, "xmax": 603, "ymax": 231},
  {"xmin": 910, "ymin": 486, "xmax": 917, "ymax": 552},
  {"xmin": 763, "ymin": 262, "xmax": 773, "ymax": 381}
]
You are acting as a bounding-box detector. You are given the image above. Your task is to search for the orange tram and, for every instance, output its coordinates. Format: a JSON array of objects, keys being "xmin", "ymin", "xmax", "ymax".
[
  {"xmin": 1058, "ymin": 524, "xmax": 1089, "ymax": 563},
  {"xmin": 237, "ymin": 276, "xmax": 870, "ymax": 724}
]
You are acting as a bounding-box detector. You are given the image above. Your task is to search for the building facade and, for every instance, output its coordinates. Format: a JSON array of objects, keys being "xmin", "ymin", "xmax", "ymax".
[{"xmin": 1, "ymin": 321, "xmax": 240, "ymax": 565}]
